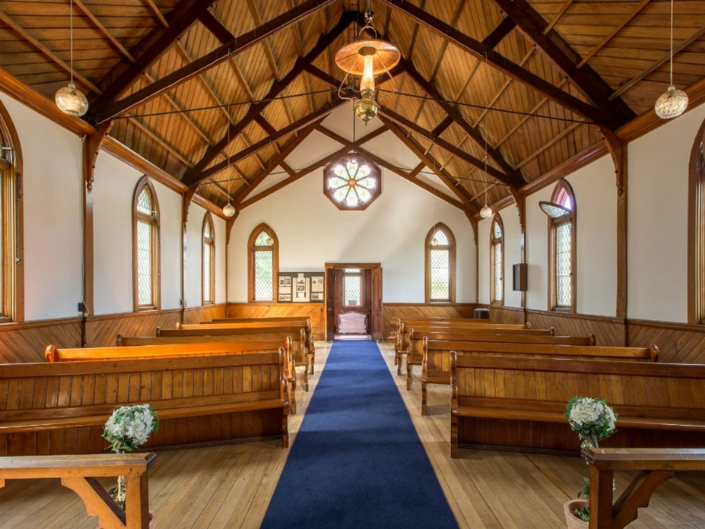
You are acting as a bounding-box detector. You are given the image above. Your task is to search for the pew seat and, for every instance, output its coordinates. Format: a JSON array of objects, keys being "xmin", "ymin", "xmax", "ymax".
[
  {"xmin": 450, "ymin": 355, "xmax": 705, "ymax": 457},
  {"xmin": 0, "ymin": 351, "xmax": 290, "ymax": 455}
]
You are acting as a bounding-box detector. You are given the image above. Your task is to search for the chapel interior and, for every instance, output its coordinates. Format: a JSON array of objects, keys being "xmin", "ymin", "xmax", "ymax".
[{"xmin": 0, "ymin": 0, "xmax": 705, "ymax": 528}]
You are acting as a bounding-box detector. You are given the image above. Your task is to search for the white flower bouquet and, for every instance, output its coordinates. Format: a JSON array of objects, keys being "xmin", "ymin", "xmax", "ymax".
[
  {"xmin": 103, "ymin": 404, "xmax": 159, "ymax": 509},
  {"xmin": 565, "ymin": 396, "xmax": 617, "ymax": 449}
]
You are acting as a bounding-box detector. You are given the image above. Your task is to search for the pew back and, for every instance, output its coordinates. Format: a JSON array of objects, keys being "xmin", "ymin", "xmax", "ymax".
[{"xmin": 208, "ymin": 317, "xmax": 314, "ymax": 352}]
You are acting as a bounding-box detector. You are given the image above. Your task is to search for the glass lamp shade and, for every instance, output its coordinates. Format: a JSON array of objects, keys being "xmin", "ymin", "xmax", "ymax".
[
  {"xmin": 55, "ymin": 82, "xmax": 89, "ymax": 117},
  {"xmin": 222, "ymin": 202, "xmax": 236, "ymax": 218},
  {"xmin": 480, "ymin": 205, "xmax": 493, "ymax": 219},
  {"xmin": 354, "ymin": 96, "xmax": 379, "ymax": 124},
  {"xmin": 654, "ymin": 85, "xmax": 688, "ymax": 119}
]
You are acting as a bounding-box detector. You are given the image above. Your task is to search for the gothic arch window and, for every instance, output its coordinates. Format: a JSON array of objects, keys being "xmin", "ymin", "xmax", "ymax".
[
  {"xmin": 202, "ymin": 213, "xmax": 215, "ymax": 305},
  {"xmin": 248, "ymin": 223, "xmax": 278, "ymax": 302},
  {"xmin": 542, "ymin": 180, "xmax": 576, "ymax": 312},
  {"xmin": 425, "ymin": 223, "xmax": 456, "ymax": 303},
  {"xmin": 0, "ymin": 100, "xmax": 22, "ymax": 321},
  {"xmin": 688, "ymin": 118, "xmax": 705, "ymax": 323},
  {"xmin": 133, "ymin": 177, "xmax": 160, "ymax": 311},
  {"xmin": 490, "ymin": 214, "xmax": 504, "ymax": 305}
]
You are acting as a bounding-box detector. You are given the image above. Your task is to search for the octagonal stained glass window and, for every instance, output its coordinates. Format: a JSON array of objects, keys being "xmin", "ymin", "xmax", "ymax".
[{"xmin": 324, "ymin": 155, "xmax": 381, "ymax": 210}]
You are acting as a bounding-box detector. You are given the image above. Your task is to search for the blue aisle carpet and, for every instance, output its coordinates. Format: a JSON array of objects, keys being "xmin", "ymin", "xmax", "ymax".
[{"xmin": 261, "ymin": 340, "xmax": 458, "ymax": 529}]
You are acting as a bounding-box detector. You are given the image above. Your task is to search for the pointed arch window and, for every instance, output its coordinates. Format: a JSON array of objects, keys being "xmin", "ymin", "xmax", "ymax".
[
  {"xmin": 133, "ymin": 177, "xmax": 160, "ymax": 311},
  {"xmin": 491, "ymin": 215, "xmax": 504, "ymax": 305},
  {"xmin": 688, "ymin": 119, "xmax": 705, "ymax": 323},
  {"xmin": 425, "ymin": 223, "xmax": 456, "ymax": 303},
  {"xmin": 248, "ymin": 224, "xmax": 278, "ymax": 302},
  {"xmin": 202, "ymin": 213, "xmax": 215, "ymax": 305},
  {"xmin": 541, "ymin": 181, "xmax": 576, "ymax": 311}
]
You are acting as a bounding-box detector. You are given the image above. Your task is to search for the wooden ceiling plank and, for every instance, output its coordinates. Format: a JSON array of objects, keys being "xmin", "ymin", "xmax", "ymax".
[
  {"xmin": 90, "ymin": 0, "xmax": 337, "ymax": 124},
  {"xmin": 379, "ymin": 0, "xmax": 617, "ymax": 128},
  {"xmin": 142, "ymin": 0, "xmax": 169, "ymax": 28},
  {"xmin": 515, "ymin": 122, "xmax": 581, "ymax": 170},
  {"xmin": 482, "ymin": 16, "xmax": 517, "ymax": 50},
  {"xmin": 611, "ymin": 25, "xmax": 705, "ymax": 100},
  {"xmin": 182, "ymin": 12, "xmax": 354, "ymax": 182},
  {"xmin": 286, "ymin": 0, "xmax": 318, "ymax": 112},
  {"xmin": 87, "ymin": 0, "xmax": 218, "ymax": 118},
  {"xmin": 74, "ymin": 0, "xmax": 134, "ymax": 61},
  {"xmin": 0, "ymin": 7, "xmax": 101, "ymax": 93}
]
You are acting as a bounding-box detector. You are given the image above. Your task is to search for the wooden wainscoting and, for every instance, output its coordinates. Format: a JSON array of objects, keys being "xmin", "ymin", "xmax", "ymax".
[
  {"xmin": 526, "ymin": 309, "xmax": 626, "ymax": 346},
  {"xmin": 226, "ymin": 303, "xmax": 326, "ymax": 340},
  {"xmin": 85, "ymin": 309, "xmax": 182, "ymax": 347},
  {"xmin": 627, "ymin": 319, "xmax": 705, "ymax": 363},
  {"xmin": 183, "ymin": 303, "xmax": 228, "ymax": 324},
  {"xmin": 382, "ymin": 303, "xmax": 478, "ymax": 341},
  {"xmin": 0, "ymin": 317, "xmax": 82, "ymax": 363},
  {"xmin": 488, "ymin": 305, "xmax": 525, "ymax": 325}
]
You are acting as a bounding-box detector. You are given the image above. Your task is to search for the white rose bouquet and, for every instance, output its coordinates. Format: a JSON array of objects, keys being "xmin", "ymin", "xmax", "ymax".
[
  {"xmin": 103, "ymin": 404, "xmax": 159, "ymax": 508},
  {"xmin": 565, "ymin": 396, "xmax": 617, "ymax": 449}
]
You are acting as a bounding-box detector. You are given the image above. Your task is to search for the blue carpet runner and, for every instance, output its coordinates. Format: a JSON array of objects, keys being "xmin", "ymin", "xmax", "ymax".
[{"xmin": 261, "ymin": 340, "xmax": 458, "ymax": 528}]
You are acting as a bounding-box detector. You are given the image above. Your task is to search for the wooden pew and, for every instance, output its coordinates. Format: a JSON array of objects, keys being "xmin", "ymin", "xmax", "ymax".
[
  {"xmin": 401, "ymin": 325, "xmax": 554, "ymax": 378},
  {"xmin": 48, "ymin": 339, "xmax": 300, "ymax": 416},
  {"xmin": 175, "ymin": 322, "xmax": 316, "ymax": 375},
  {"xmin": 583, "ymin": 448, "xmax": 705, "ymax": 529},
  {"xmin": 0, "ymin": 350, "xmax": 290, "ymax": 455},
  {"xmin": 0, "ymin": 453, "xmax": 156, "ymax": 528},
  {"xmin": 396, "ymin": 322, "xmax": 541, "ymax": 374},
  {"xmin": 210, "ymin": 317, "xmax": 315, "ymax": 354},
  {"xmin": 419, "ymin": 338, "xmax": 655, "ymax": 416},
  {"xmin": 449, "ymin": 355, "xmax": 705, "ymax": 457}
]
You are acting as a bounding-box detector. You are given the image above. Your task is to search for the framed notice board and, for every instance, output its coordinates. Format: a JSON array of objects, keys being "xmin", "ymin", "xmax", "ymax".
[{"xmin": 278, "ymin": 272, "xmax": 324, "ymax": 303}]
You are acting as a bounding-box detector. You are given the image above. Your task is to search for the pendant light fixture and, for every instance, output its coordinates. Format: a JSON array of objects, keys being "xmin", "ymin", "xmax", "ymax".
[
  {"xmin": 654, "ymin": 0, "xmax": 688, "ymax": 119},
  {"xmin": 335, "ymin": 1, "xmax": 400, "ymax": 124},
  {"xmin": 55, "ymin": 0, "xmax": 89, "ymax": 117},
  {"xmin": 479, "ymin": 53, "xmax": 493, "ymax": 220},
  {"xmin": 222, "ymin": 108, "xmax": 236, "ymax": 218}
]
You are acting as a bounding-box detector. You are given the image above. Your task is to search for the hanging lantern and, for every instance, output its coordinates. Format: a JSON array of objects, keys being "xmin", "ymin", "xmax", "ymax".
[
  {"xmin": 480, "ymin": 205, "xmax": 493, "ymax": 219},
  {"xmin": 222, "ymin": 202, "xmax": 236, "ymax": 218},
  {"xmin": 56, "ymin": 82, "xmax": 89, "ymax": 117},
  {"xmin": 655, "ymin": 86, "xmax": 688, "ymax": 120}
]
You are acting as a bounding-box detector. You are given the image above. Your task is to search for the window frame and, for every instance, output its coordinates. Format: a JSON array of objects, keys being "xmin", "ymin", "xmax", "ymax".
[
  {"xmin": 343, "ymin": 268, "xmax": 364, "ymax": 307},
  {"xmin": 688, "ymin": 118, "xmax": 705, "ymax": 324},
  {"xmin": 248, "ymin": 223, "xmax": 279, "ymax": 303},
  {"xmin": 323, "ymin": 154, "xmax": 382, "ymax": 211},
  {"xmin": 132, "ymin": 176, "xmax": 160, "ymax": 312},
  {"xmin": 425, "ymin": 222, "xmax": 456, "ymax": 304},
  {"xmin": 202, "ymin": 213, "xmax": 216, "ymax": 305},
  {"xmin": 490, "ymin": 214, "xmax": 504, "ymax": 306},
  {"xmin": 548, "ymin": 180, "xmax": 576, "ymax": 313}
]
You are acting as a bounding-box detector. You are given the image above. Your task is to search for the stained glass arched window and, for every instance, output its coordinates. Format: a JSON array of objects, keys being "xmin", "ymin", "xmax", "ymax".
[
  {"xmin": 202, "ymin": 213, "xmax": 215, "ymax": 305},
  {"xmin": 248, "ymin": 223, "xmax": 278, "ymax": 302},
  {"xmin": 546, "ymin": 180, "xmax": 576, "ymax": 311},
  {"xmin": 133, "ymin": 177, "xmax": 160, "ymax": 311},
  {"xmin": 425, "ymin": 223, "xmax": 456, "ymax": 303},
  {"xmin": 491, "ymin": 214, "xmax": 504, "ymax": 305},
  {"xmin": 324, "ymin": 155, "xmax": 381, "ymax": 210}
]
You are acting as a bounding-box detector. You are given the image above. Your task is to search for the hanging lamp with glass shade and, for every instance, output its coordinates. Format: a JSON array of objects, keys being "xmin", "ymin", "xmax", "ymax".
[
  {"xmin": 56, "ymin": 0, "xmax": 88, "ymax": 117},
  {"xmin": 335, "ymin": 4, "xmax": 400, "ymax": 124},
  {"xmin": 221, "ymin": 108, "xmax": 236, "ymax": 218},
  {"xmin": 538, "ymin": 201, "xmax": 571, "ymax": 219},
  {"xmin": 654, "ymin": 0, "xmax": 688, "ymax": 119}
]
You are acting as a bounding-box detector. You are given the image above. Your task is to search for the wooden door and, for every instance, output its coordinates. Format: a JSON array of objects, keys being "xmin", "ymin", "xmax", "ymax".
[{"xmin": 371, "ymin": 266, "xmax": 383, "ymax": 341}]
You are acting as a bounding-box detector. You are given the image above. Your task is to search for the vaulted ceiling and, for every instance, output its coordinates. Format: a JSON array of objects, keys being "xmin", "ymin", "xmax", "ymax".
[{"xmin": 0, "ymin": 0, "xmax": 704, "ymax": 212}]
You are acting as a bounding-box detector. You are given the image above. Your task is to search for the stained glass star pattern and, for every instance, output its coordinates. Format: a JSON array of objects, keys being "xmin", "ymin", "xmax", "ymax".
[{"xmin": 324, "ymin": 156, "xmax": 380, "ymax": 210}]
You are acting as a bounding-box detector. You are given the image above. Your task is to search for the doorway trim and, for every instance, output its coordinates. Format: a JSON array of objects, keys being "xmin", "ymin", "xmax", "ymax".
[{"xmin": 325, "ymin": 263, "xmax": 383, "ymax": 341}]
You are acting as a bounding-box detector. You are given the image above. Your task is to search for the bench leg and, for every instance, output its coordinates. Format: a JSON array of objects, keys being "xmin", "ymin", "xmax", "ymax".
[
  {"xmin": 302, "ymin": 365, "xmax": 309, "ymax": 392},
  {"xmin": 281, "ymin": 411, "xmax": 289, "ymax": 448},
  {"xmin": 397, "ymin": 354, "xmax": 403, "ymax": 376},
  {"xmin": 421, "ymin": 381, "xmax": 427, "ymax": 415},
  {"xmin": 289, "ymin": 377, "xmax": 297, "ymax": 415},
  {"xmin": 125, "ymin": 474, "xmax": 150, "ymax": 529},
  {"xmin": 406, "ymin": 364, "xmax": 413, "ymax": 390},
  {"xmin": 450, "ymin": 415, "xmax": 458, "ymax": 458},
  {"xmin": 309, "ymin": 354, "xmax": 315, "ymax": 375}
]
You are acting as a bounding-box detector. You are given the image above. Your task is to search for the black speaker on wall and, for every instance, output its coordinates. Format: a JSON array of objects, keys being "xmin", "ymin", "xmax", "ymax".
[{"xmin": 513, "ymin": 263, "xmax": 527, "ymax": 291}]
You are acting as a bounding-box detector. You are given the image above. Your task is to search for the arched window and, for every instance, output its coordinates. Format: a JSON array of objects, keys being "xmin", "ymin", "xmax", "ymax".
[
  {"xmin": 490, "ymin": 214, "xmax": 504, "ymax": 305},
  {"xmin": 688, "ymin": 118, "xmax": 705, "ymax": 323},
  {"xmin": 0, "ymin": 100, "xmax": 22, "ymax": 321},
  {"xmin": 248, "ymin": 223, "xmax": 278, "ymax": 302},
  {"xmin": 202, "ymin": 213, "xmax": 215, "ymax": 305},
  {"xmin": 133, "ymin": 177, "xmax": 159, "ymax": 311},
  {"xmin": 425, "ymin": 223, "xmax": 456, "ymax": 303},
  {"xmin": 542, "ymin": 180, "xmax": 576, "ymax": 311}
]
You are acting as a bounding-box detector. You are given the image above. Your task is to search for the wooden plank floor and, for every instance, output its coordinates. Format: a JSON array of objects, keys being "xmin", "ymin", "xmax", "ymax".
[{"xmin": 2, "ymin": 342, "xmax": 705, "ymax": 528}]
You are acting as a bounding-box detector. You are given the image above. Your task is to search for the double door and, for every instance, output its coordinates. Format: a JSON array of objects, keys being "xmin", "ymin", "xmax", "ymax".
[{"xmin": 325, "ymin": 263, "xmax": 382, "ymax": 341}]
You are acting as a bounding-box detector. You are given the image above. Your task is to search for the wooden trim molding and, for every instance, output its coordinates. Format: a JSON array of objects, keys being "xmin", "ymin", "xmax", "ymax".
[
  {"xmin": 132, "ymin": 177, "xmax": 161, "ymax": 312},
  {"xmin": 425, "ymin": 222, "xmax": 457, "ymax": 303},
  {"xmin": 247, "ymin": 223, "xmax": 279, "ymax": 303},
  {"xmin": 688, "ymin": 116, "xmax": 705, "ymax": 324}
]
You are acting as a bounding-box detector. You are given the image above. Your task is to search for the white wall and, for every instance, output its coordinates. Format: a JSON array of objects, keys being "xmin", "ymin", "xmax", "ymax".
[
  {"xmin": 628, "ymin": 103, "xmax": 705, "ymax": 322},
  {"xmin": 0, "ymin": 94, "xmax": 83, "ymax": 321},
  {"xmin": 184, "ymin": 205, "xmax": 227, "ymax": 307},
  {"xmin": 477, "ymin": 217, "xmax": 490, "ymax": 305},
  {"xmin": 227, "ymin": 167, "xmax": 476, "ymax": 303}
]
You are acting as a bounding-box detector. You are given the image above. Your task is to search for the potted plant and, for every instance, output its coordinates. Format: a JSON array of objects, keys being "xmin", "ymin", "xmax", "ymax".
[
  {"xmin": 103, "ymin": 404, "xmax": 160, "ymax": 527},
  {"xmin": 563, "ymin": 397, "xmax": 618, "ymax": 528}
]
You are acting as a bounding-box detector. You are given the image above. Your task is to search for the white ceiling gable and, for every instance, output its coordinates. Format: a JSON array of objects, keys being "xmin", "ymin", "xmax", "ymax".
[
  {"xmin": 320, "ymin": 101, "xmax": 384, "ymax": 142},
  {"xmin": 247, "ymin": 165, "xmax": 291, "ymax": 197},
  {"xmin": 284, "ymin": 130, "xmax": 343, "ymax": 170}
]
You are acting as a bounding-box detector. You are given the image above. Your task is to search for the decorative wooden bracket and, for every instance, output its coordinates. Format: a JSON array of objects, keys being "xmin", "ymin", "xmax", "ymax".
[
  {"xmin": 182, "ymin": 186, "xmax": 198, "ymax": 225},
  {"xmin": 83, "ymin": 121, "xmax": 113, "ymax": 191},
  {"xmin": 465, "ymin": 211, "xmax": 478, "ymax": 245},
  {"xmin": 61, "ymin": 476, "xmax": 129, "ymax": 529},
  {"xmin": 509, "ymin": 188, "xmax": 526, "ymax": 232},
  {"xmin": 600, "ymin": 127, "xmax": 627, "ymax": 197},
  {"xmin": 225, "ymin": 211, "xmax": 240, "ymax": 245}
]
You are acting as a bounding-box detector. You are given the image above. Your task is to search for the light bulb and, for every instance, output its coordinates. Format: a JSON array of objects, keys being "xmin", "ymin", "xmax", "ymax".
[
  {"xmin": 55, "ymin": 82, "xmax": 89, "ymax": 117},
  {"xmin": 360, "ymin": 53, "xmax": 375, "ymax": 94},
  {"xmin": 654, "ymin": 85, "xmax": 688, "ymax": 119},
  {"xmin": 480, "ymin": 205, "xmax": 493, "ymax": 219},
  {"xmin": 222, "ymin": 202, "xmax": 236, "ymax": 217}
]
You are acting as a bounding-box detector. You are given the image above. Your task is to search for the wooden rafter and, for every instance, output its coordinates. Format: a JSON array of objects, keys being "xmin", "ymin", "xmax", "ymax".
[
  {"xmin": 142, "ymin": 0, "xmax": 169, "ymax": 27},
  {"xmin": 181, "ymin": 12, "xmax": 354, "ymax": 184},
  {"xmin": 87, "ymin": 0, "xmax": 217, "ymax": 116},
  {"xmin": 482, "ymin": 16, "xmax": 516, "ymax": 50},
  {"xmin": 379, "ymin": 0, "xmax": 624, "ymax": 129},
  {"xmin": 89, "ymin": 0, "xmax": 337, "ymax": 124},
  {"xmin": 490, "ymin": 0, "xmax": 635, "ymax": 122}
]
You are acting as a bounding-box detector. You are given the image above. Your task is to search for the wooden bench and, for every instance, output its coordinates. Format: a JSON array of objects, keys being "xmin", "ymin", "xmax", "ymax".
[
  {"xmin": 174, "ymin": 322, "xmax": 316, "ymax": 375},
  {"xmin": 0, "ymin": 350, "xmax": 290, "ymax": 456},
  {"xmin": 449, "ymin": 355, "xmax": 705, "ymax": 457},
  {"xmin": 48, "ymin": 339, "xmax": 300, "ymax": 415},
  {"xmin": 419, "ymin": 339, "xmax": 655, "ymax": 416},
  {"xmin": 396, "ymin": 322, "xmax": 542, "ymax": 375},
  {"xmin": 583, "ymin": 448, "xmax": 705, "ymax": 529},
  {"xmin": 209, "ymin": 317, "xmax": 315, "ymax": 356},
  {"xmin": 0, "ymin": 453, "xmax": 156, "ymax": 528}
]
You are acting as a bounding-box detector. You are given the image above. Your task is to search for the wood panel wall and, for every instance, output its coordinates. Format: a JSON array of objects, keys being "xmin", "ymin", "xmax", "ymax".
[
  {"xmin": 226, "ymin": 303, "xmax": 326, "ymax": 340},
  {"xmin": 627, "ymin": 319, "xmax": 705, "ymax": 364},
  {"xmin": 488, "ymin": 305, "xmax": 525, "ymax": 325},
  {"xmin": 0, "ymin": 318, "xmax": 82, "ymax": 363},
  {"xmin": 382, "ymin": 303, "xmax": 478, "ymax": 340}
]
